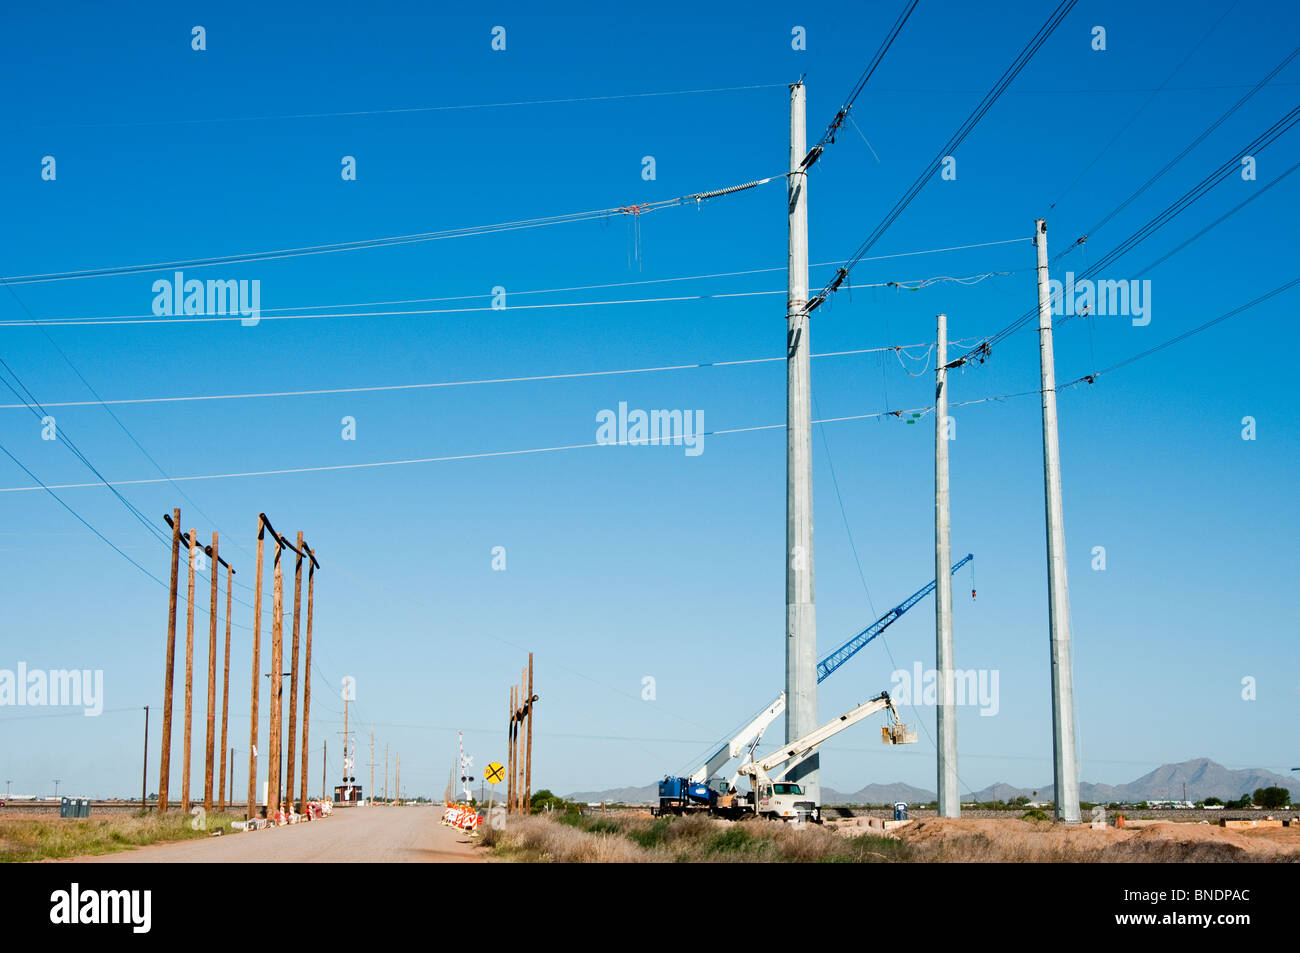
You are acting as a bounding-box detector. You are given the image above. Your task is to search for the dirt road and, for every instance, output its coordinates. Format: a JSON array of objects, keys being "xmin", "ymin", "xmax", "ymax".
[{"xmin": 64, "ymin": 806, "xmax": 486, "ymax": 863}]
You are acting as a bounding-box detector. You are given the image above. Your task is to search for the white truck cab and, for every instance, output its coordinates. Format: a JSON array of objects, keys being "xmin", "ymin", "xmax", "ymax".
[{"xmin": 757, "ymin": 781, "xmax": 818, "ymax": 823}]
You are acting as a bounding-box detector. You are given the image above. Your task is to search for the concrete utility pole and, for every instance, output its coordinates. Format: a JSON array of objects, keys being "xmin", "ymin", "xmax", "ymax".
[
  {"xmin": 395, "ymin": 753, "xmax": 400, "ymax": 805},
  {"xmin": 246, "ymin": 516, "xmax": 265, "ymax": 818},
  {"xmin": 204, "ymin": 532, "xmax": 219, "ymax": 812},
  {"xmin": 369, "ymin": 730, "xmax": 375, "ymax": 805},
  {"xmin": 159, "ymin": 509, "xmax": 181, "ymax": 813},
  {"xmin": 934, "ymin": 314, "xmax": 959, "ymax": 818},
  {"xmin": 785, "ymin": 80, "xmax": 819, "ymax": 804},
  {"xmin": 285, "ymin": 532, "xmax": 303, "ymax": 810},
  {"xmin": 182, "ymin": 528, "xmax": 197, "ymax": 813},
  {"xmin": 322, "ymin": 741, "xmax": 327, "ymax": 800},
  {"xmin": 384, "ymin": 743, "xmax": 389, "ymax": 803},
  {"xmin": 1033, "ymin": 219, "xmax": 1081, "ymax": 825}
]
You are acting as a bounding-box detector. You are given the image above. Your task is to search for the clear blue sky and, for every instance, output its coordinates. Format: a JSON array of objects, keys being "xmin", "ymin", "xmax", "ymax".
[{"xmin": 1, "ymin": 0, "xmax": 1297, "ymax": 801}]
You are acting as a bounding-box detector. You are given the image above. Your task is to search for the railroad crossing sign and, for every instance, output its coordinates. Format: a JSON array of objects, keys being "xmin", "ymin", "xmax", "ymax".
[{"xmin": 484, "ymin": 762, "xmax": 505, "ymax": 785}]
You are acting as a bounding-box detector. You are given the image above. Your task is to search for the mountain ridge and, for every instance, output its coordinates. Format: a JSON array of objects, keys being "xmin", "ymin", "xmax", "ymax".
[{"xmin": 565, "ymin": 758, "xmax": 1300, "ymax": 805}]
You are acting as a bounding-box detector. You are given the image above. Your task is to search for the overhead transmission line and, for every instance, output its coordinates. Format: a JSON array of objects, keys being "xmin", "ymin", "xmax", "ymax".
[
  {"xmin": 951, "ymin": 102, "xmax": 1300, "ymax": 364},
  {"xmin": 1047, "ymin": 0, "xmax": 1246, "ymax": 211},
  {"xmin": 0, "ymin": 272, "xmax": 1012, "ymax": 329},
  {"xmin": 1061, "ymin": 277, "xmax": 1300, "ymax": 388},
  {"xmin": 20, "ymin": 82, "xmax": 788, "ymax": 130},
  {"xmin": 0, "ymin": 355, "xmax": 171, "ymax": 549},
  {"xmin": 0, "ymin": 176, "xmax": 781, "ymax": 287},
  {"xmin": 806, "ymin": 0, "xmax": 1079, "ymax": 313},
  {"xmin": 809, "ymin": 0, "xmax": 919, "ymax": 154},
  {"xmin": 1, "ymin": 280, "xmax": 255, "ymax": 562},
  {"xmin": 0, "ymin": 237, "xmax": 1026, "ymax": 328},
  {"xmin": 0, "ymin": 343, "xmax": 929, "ymax": 411},
  {"xmin": 1065, "ymin": 43, "xmax": 1299, "ymax": 246}
]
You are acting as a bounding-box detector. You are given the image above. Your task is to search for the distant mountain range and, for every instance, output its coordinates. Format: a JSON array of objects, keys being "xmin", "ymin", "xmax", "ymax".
[{"xmin": 566, "ymin": 759, "xmax": 1300, "ymax": 805}]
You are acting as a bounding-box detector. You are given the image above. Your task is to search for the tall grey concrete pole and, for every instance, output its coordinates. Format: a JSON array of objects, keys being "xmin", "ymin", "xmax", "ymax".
[
  {"xmin": 1033, "ymin": 219, "xmax": 1081, "ymax": 824},
  {"xmin": 934, "ymin": 313, "xmax": 959, "ymax": 818},
  {"xmin": 785, "ymin": 81, "xmax": 819, "ymax": 804}
]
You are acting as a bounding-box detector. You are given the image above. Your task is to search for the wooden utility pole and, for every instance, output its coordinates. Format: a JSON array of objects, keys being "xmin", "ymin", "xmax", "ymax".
[
  {"xmin": 268, "ymin": 535, "xmax": 285, "ymax": 815},
  {"xmin": 507, "ymin": 684, "xmax": 516, "ymax": 812},
  {"xmin": 369, "ymin": 729, "xmax": 375, "ymax": 805},
  {"xmin": 218, "ymin": 561, "xmax": 233, "ymax": 812},
  {"xmin": 182, "ymin": 528, "xmax": 197, "ymax": 813},
  {"xmin": 525, "ymin": 652, "xmax": 535, "ymax": 811},
  {"xmin": 246, "ymin": 516, "xmax": 266, "ymax": 818},
  {"xmin": 512, "ymin": 670, "xmax": 522, "ymax": 811},
  {"xmin": 321, "ymin": 741, "xmax": 327, "ymax": 800},
  {"xmin": 204, "ymin": 532, "xmax": 219, "ymax": 812},
  {"xmin": 298, "ymin": 547, "xmax": 316, "ymax": 811},
  {"xmin": 158, "ymin": 509, "xmax": 181, "ymax": 813},
  {"xmin": 141, "ymin": 705, "xmax": 149, "ymax": 812},
  {"xmin": 285, "ymin": 531, "xmax": 304, "ymax": 810}
]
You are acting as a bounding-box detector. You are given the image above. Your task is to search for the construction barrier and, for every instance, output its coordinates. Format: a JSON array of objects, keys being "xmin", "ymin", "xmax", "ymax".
[{"xmin": 441, "ymin": 803, "xmax": 481, "ymax": 832}]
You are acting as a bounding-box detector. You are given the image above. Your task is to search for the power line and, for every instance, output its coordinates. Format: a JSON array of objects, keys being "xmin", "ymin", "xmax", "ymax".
[
  {"xmin": 1068, "ymin": 43, "xmax": 1300, "ymax": 242},
  {"xmin": 15, "ymin": 82, "xmax": 788, "ymax": 130},
  {"xmin": 1061, "ymin": 277, "xmax": 1300, "ymax": 388},
  {"xmin": 811, "ymin": 0, "xmax": 919, "ymax": 153},
  {"xmin": 0, "ymin": 358, "xmax": 171, "ymax": 549},
  {"xmin": 0, "ymin": 238, "xmax": 1026, "ymax": 328},
  {"xmin": 809, "ymin": 0, "xmax": 1079, "ymax": 312},
  {"xmin": 0, "ymin": 176, "xmax": 780, "ymax": 287},
  {"xmin": 1047, "ymin": 0, "xmax": 1246, "ymax": 211},
  {"xmin": 0, "ymin": 343, "xmax": 926, "ymax": 411},
  {"xmin": 0, "ymin": 281, "xmax": 255, "ymax": 563},
  {"xmin": 0, "ymin": 438, "xmax": 168, "ymax": 587},
  {"xmin": 954, "ymin": 103, "xmax": 1300, "ymax": 363},
  {"xmin": 0, "ymin": 273, "xmax": 1014, "ymax": 330},
  {"xmin": 0, "ymin": 393, "xmax": 1050, "ymax": 495}
]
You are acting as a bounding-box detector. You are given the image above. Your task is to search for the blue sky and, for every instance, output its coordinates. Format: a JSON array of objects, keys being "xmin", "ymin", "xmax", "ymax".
[{"xmin": 1, "ymin": 0, "xmax": 1297, "ymax": 801}]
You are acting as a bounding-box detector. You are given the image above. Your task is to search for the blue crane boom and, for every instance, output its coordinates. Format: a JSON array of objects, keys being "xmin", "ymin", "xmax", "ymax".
[
  {"xmin": 656, "ymin": 554, "xmax": 975, "ymax": 817},
  {"xmin": 816, "ymin": 554, "xmax": 974, "ymax": 683}
]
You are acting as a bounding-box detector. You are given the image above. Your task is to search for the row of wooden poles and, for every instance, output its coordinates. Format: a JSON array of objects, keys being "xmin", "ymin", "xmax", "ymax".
[
  {"xmin": 156, "ymin": 510, "xmax": 319, "ymax": 819},
  {"xmin": 506, "ymin": 653, "xmax": 537, "ymax": 813}
]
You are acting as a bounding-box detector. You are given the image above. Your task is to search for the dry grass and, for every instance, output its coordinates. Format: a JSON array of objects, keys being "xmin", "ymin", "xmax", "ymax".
[
  {"xmin": 0, "ymin": 811, "xmax": 243, "ymax": 863},
  {"xmin": 484, "ymin": 813, "xmax": 911, "ymax": 863},
  {"xmin": 482, "ymin": 813, "xmax": 1300, "ymax": 864}
]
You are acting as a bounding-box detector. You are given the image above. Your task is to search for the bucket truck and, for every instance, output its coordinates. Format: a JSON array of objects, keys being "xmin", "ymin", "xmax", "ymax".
[
  {"xmin": 656, "ymin": 556, "xmax": 972, "ymax": 810},
  {"xmin": 734, "ymin": 691, "xmax": 916, "ymax": 823},
  {"xmin": 657, "ymin": 694, "xmax": 786, "ymax": 817}
]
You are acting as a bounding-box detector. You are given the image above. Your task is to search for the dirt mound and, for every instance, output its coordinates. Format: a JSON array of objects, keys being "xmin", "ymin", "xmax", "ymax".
[{"xmin": 892, "ymin": 817, "xmax": 1300, "ymax": 863}]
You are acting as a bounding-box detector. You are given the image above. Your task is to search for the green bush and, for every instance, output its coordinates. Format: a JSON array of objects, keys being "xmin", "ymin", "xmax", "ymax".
[{"xmin": 1253, "ymin": 787, "xmax": 1291, "ymax": 809}]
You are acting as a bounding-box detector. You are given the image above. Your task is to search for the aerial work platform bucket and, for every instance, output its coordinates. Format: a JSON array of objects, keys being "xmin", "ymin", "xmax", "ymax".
[{"xmin": 882, "ymin": 722, "xmax": 918, "ymax": 745}]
